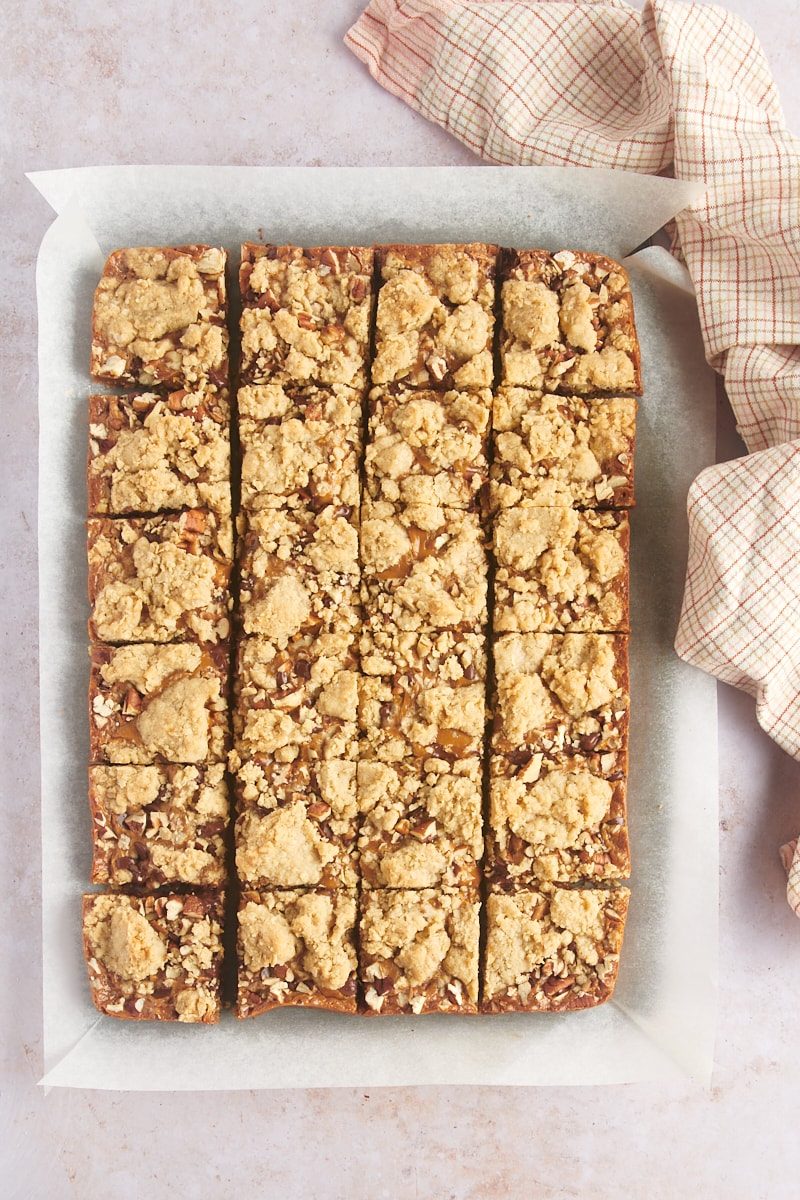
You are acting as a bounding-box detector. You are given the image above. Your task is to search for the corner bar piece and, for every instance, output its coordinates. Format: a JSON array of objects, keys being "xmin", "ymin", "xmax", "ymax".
[
  {"xmin": 89, "ymin": 641, "xmax": 230, "ymax": 766},
  {"xmin": 499, "ymin": 249, "xmax": 641, "ymax": 395},
  {"xmin": 488, "ymin": 389, "xmax": 636, "ymax": 512},
  {"xmin": 372, "ymin": 243, "xmax": 497, "ymax": 390},
  {"xmin": 233, "ymin": 632, "xmax": 359, "ymax": 762},
  {"xmin": 236, "ymin": 888, "xmax": 359, "ymax": 1016},
  {"xmin": 360, "ymin": 500, "xmax": 488, "ymax": 633},
  {"xmin": 481, "ymin": 884, "xmax": 630, "ymax": 1012},
  {"xmin": 87, "ymin": 510, "xmax": 233, "ymax": 645},
  {"xmin": 236, "ymin": 506, "xmax": 360, "ymax": 645},
  {"xmin": 491, "ymin": 632, "xmax": 629, "ymax": 760},
  {"xmin": 486, "ymin": 758, "xmax": 629, "ymax": 886},
  {"xmin": 90, "ymin": 245, "xmax": 229, "ymax": 393},
  {"xmin": 239, "ymin": 243, "xmax": 374, "ymax": 389},
  {"xmin": 364, "ymin": 386, "xmax": 491, "ymax": 509},
  {"xmin": 87, "ymin": 393, "xmax": 231, "ymax": 517},
  {"xmin": 82, "ymin": 890, "xmax": 224, "ymax": 1022},
  {"xmin": 492, "ymin": 506, "xmax": 630, "ymax": 634},
  {"xmin": 357, "ymin": 759, "xmax": 483, "ymax": 890},
  {"xmin": 359, "ymin": 887, "xmax": 481, "ymax": 1015},
  {"xmin": 233, "ymin": 757, "xmax": 358, "ymax": 890},
  {"xmin": 88, "ymin": 763, "xmax": 229, "ymax": 889}
]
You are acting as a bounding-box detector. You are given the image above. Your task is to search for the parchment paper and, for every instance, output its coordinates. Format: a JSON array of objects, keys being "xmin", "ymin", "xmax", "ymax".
[{"xmin": 30, "ymin": 165, "xmax": 718, "ymax": 1090}]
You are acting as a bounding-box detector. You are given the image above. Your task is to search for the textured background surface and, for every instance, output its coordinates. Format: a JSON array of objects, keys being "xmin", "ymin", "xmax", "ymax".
[{"xmin": 2, "ymin": 3, "xmax": 800, "ymax": 1196}]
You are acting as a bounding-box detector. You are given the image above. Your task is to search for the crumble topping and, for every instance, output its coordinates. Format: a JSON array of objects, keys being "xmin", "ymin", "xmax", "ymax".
[
  {"xmin": 359, "ymin": 888, "xmax": 480, "ymax": 1013},
  {"xmin": 238, "ymin": 890, "xmax": 357, "ymax": 995},
  {"xmin": 91, "ymin": 246, "xmax": 228, "ymax": 389},
  {"xmin": 482, "ymin": 885, "xmax": 629, "ymax": 1011}
]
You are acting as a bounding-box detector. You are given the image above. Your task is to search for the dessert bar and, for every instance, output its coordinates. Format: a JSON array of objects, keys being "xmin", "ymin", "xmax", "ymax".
[
  {"xmin": 491, "ymin": 632, "xmax": 630, "ymax": 760},
  {"xmin": 360, "ymin": 500, "xmax": 489, "ymax": 632},
  {"xmin": 359, "ymin": 886, "xmax": 481, "ymax": 1014},
  {"xmin": 236, "ymin": 506, "xmax": 360, "ymax": 644},
  {"xmin": 481, "ymin": 884, "xmax": 630, "ymax": 1012},
  {"xmin": 357, "ymin": 759, "xmax": 483, "ymax": 890},
  {"xmin": 88, "ymin": 762, "xmax": 229, "ymax": 889},
  {"xmin": 499, "ymin": 249, "xmax": 641, "ymax": 395},
  {"xmin": 87, "ymin": 392, "xmax": 231, "ymax": 517},
  {"xmin": 239, "ymin": 243, "xmax": 374, "ymax": 389},
  {"xmin": 89, "ymin": 641, "xmax": 231, "ymax": 765},
  {"xmin": 233, "ymin": 631, "xmax": 359, "ymax": 762},
  {"xmin": 372, "ymin": 243, "xmax": 497, "ymax": 391},
  {"xmin": 237, "ymin": 380, "xmax": 364, "ymax": 427},
  {"xmin": 236, "ymin": 888, "xmax": 359, "ymax": 1015},
  {"xmin": 489, "ymin": 389, "xmax": 636, "ymax": 512},
  {"xmin": 233, "ymin": 757, "xmax": 358, "ymax": 890},
  {"xmin": 87, "ymin": 509, "xmax": 233, "ymax": 645},
  {"xmin": 492, "ymin": 506, "xmax": 630, "ymax": 634},
  {"xmin": 238, "ymin": 413, "xmax": 362, "ymax": 515},
  {"xmin": 364, "ymin": 386, "xmax": 491, "ymax": 509},
  {"xmin": 82, "ymin": 890, "xmax": 224, "ymax": 1022},
  {"xmin": 90, "ymin": 245, "xmax": 229, "ymax": 393},
  {"xmin": 486, "ymin": 758, "xmax": 629, "ymax": 886}
]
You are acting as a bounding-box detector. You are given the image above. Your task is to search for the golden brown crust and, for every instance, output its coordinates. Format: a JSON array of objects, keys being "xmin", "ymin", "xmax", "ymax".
[
  {"xmin": 499, "ymin": 249, "xmax": 641, "ymax": 395},
  {"xmin": 83, "ymin": 890, "xmax": 224, "ymax": 1022},
  {"xmin": 372, "ymin": 243, "xmax": 497, "ymax": 391},
  {"xmin": 488, "ymin": 389, "xmax": 636, "ymax": 513},
  {"xmin": 491, "ymin": 632, "xmax": 630, "ymax": 760},
  {"xmin": 90, "ymin": 245, "xmax": 229, "ymax": 393},
  {"xmin": 88, "ymin": 763, "xmax": 230, "ymax": 888},
  {"xmin": 236, "ymin": 888, "xmax": 359, "ymax": 1016},
  {"xmin": 87, "ymin": 393, "xmax": 231, "ymax": 517},
  {"xmin": 481, "ymin": 884, "xmax": 630, "ymax": 1012},
  {"xmin": 233, "ymin": 758, "xmax": 358, "ymax": 890},
  {"xmin": 87, "ymin": 510, "xmax": 233, "ymax": 645},
  {"xmin": 239, "ymin": 243, "xmax": 374, "ymax": 389},
  {"xmin": 359, "ymin": 887, "xmax": 481, "ymax": 1014},
  {"xmin": 88, "ymin": 641, "xmax": 231, "ymax": 765},
  {"xmin": 492, "ymin": 507, "xmax": 630, "ymax": 634}
]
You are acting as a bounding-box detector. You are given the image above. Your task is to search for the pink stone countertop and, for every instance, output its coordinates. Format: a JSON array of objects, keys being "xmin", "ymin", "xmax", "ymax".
[{"xmin": 2, "ymin": 2, "xmax": 799, "ymax": 1196}]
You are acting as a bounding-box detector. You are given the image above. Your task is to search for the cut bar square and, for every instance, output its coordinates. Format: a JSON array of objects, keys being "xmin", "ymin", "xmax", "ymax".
[
  {"xmin": 233, "ymin": 757, "xmax": 358, "ymax": 890},
  {"xmin": 236, "ymin": 506, "xmax": 360, "ymax": 644},
  {"xmin": 481, "ymin": 884, "xmax": 630, "ymax": 1012},
  {"xmin": 486, "ymin": 758, "xmax": 629, "ymax": 886},
  {"xmin": 489, "ymin": 389, "xmax": 636, "ymax": 512},
  {"xmin": 359, "ymin": 887, "xmax": 481, "ymax": 1014},
  {"xmin": 236, "ymin": 888, "xmax": 359, "ymax": 1015},
  {"xmin": 358, "ymin": 627, "xmax": 487, "ymax": 765},
  {"xmin": 87, "ymin": 393, "xmax": 231, "ymax": 517},
  {"xmin": 82, "ymin": 890, "xmax": 224, "ymax": 1022},
  {"xmin": 89, "ymin": 641, "xmax": 231, "ymax": 765},
  {"xmin": 233, "ymin": 631, "xmax": 359, "ymax": 762},
  {"xmin": 499, "ymin": 249, "xmax": 641, "ymax": 395},
  {"xmin": 491, "ymin": 632, "xmax": 629, "ymax": 760},
  {"xmin": 90, "ymin": 245, "xmax": 229, "ymax": 393},
  {"xmin": 360, "ymin": 500, "xmax": 489, "ymax": 632},
  {"xmin": 88, "ymin": 763, "xmax": 230, "ymax": 889},
  {"xmin": 239, "ymin": 243, "xmax": 374, "ymax": 388},
  {"xmin": 238, "ymin": 415, "xmax": 362, "ymax": 515},
  {"xmin": 372, "ymin": 243, "xmax": 498, "ymax": 390},
  {"xmin": 364, "ymin": 386, "xmax": 491, "ymax": 509},
  {"xmin": 492, "ymin": 506, "xmax": 630, "ymax": 633},
  {"xmin": 87, "ymin": 510, "xmax": 233, "ymax": 645},
  {"xmin": 237, "ymin": 380, "xmax": 364, "ymax": 427},
  {"xmin": 357, "ymin": 759, "xmax": 484, "ymax": 889}
]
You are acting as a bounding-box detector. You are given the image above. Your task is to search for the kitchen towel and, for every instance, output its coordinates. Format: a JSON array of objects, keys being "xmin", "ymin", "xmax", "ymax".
[{"xmin": 345, "ymin": 0, "xmax": 800, "ymax": 916}]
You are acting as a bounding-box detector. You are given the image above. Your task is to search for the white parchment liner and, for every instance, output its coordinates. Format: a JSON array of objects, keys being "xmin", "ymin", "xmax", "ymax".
[{"xmin": 29, "ymin": 165, "xmax": 717, "ymax": 1089}]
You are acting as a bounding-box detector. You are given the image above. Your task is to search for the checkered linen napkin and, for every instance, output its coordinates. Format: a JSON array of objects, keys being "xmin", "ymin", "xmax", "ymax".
[{"xmin": 345, "ymin": 0, "xmax": 800, "ymax": 916}]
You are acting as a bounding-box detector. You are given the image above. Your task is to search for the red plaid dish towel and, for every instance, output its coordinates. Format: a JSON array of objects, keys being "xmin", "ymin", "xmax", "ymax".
[{"xmin": 346, "ymin": 0, "xmax": 800, "ymax": 918}]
